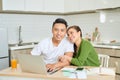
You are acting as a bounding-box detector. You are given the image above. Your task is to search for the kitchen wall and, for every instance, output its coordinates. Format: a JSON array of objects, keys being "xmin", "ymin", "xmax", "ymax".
[
  {"xmin": 0, "ymin": 9, "xmax": 120, "ymax": 44},
  {"xmin": 66, "ymin": 9, "xmax": 120, "ymax": 42},
  {"xmin": 0, "ymin": 14, "xmax": 64, "ymax": 44}
]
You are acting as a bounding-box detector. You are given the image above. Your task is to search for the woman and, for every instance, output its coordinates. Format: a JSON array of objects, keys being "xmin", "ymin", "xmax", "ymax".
[
  {"xmin": 60, "ymin": 25, "xmax": 100, "ymax": 66},
  {"xmin": 92, "ymin": 27, "xmax": 101, "ymax": 42}
]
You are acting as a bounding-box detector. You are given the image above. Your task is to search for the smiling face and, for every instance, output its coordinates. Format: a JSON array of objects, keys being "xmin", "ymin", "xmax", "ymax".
[
  {"xmin": 67, "ymin": 26, "xmax": 82, "ymax": 44},
  {"xmin": 67, "ymin": 28, "xmax": 80, "ymax": 43},
  {"xmin": 52, "ymin": 23, "xmax": 67, "ymax": 41}
]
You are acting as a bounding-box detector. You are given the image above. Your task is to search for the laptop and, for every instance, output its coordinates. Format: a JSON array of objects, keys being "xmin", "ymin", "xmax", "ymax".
[{"xmin": 17, "ymin": 53, "xmax": 58, "ymax": 75}]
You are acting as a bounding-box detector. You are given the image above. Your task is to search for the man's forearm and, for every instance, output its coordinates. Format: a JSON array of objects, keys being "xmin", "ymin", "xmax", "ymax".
[
  {"xmin": 55, "ymin": 52, "xmax": 73, "ymax": 69},
  {"xmin": 55, "ymin": 61, "xmax": 70, "ymax": 69}
]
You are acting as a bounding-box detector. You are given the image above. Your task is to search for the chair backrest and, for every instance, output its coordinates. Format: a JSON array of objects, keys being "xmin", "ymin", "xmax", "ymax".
[{"xmin": 98, "ymin": 54, "xmax": 110, "ymax": 67}]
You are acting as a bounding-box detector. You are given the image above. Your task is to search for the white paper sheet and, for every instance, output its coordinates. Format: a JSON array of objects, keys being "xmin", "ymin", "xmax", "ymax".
[
  {"xmin": 87, "ymin": 67, "xmax": 115, "ymax": 76},
  {"xmin": 61, "ymin": 68, "xmax": 87, "ymax": 79}
]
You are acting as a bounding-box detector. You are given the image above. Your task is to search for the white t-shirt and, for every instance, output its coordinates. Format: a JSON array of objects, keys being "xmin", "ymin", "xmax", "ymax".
[{"xmin": 31, "ymin": 37, "xmax": 74, "ymax": 64}]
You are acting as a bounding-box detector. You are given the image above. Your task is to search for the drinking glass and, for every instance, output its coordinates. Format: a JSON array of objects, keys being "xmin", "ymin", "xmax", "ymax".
[{"xmin": 11, "ymin": 55, "xmax": 17, "ymax": 70}]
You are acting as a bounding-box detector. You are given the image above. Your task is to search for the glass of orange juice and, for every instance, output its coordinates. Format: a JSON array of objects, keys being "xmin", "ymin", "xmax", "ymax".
[{"xmin": 11, "ymin": 55, "xmax": 17, "ymax": 70}]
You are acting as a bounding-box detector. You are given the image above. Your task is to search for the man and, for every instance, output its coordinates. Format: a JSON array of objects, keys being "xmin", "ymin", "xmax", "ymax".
[{"xmin": 31, "ymin": 18, "xmax": 74, "ymax": 71}]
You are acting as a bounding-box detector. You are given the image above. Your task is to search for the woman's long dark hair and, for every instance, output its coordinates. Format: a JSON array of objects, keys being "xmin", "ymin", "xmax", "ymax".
[{"xmin": 67, "ymin": 25, "xmax": 82, "ymax": 57}]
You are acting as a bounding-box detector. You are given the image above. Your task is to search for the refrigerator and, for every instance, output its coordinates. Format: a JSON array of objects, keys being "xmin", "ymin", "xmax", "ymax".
[{"xmin": 0, "ymin": 28, "xmax": 9, "ymax": 70}]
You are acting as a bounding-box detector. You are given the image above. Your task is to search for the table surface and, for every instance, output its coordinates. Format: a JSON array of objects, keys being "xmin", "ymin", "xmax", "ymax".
[{"xmin": 0, "ymin": 65, "xmax": 115, "ymax": 80}]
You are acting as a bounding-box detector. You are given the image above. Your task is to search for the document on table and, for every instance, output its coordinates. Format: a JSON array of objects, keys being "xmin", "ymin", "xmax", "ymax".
[
  {"xmin": 87, "ymin": 67, "xmax": 115, "ymax": 76},
  {"xmin": 61, "ymin": 68, "xmax": 87, "ymax": 79}
]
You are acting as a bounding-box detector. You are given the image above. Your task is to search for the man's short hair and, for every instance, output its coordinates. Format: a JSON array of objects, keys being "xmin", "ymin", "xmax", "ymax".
[{"xmin": 52, "ymin": 18, "xmax": 68, "ymax": 28}]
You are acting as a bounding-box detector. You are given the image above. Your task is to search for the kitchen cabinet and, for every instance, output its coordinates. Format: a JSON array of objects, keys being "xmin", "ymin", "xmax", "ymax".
[
  {"xmin": 10, "ymin": 48, "xmax": 32, "ymax": 63},
  {"xmin": 0, "ymin": 0, "xmax": 44, "ymax": 12},
  {"xmin": 80, "ymin": 0, "xmax": 120, "ymax": 11},
  {"xmin": 64, "ymin": 0, "xmax": 80, "ymax": 12},
  {"xmin": 94, "ymin": 47, "xmax": 120, "ymax": 80},
  {"xmin": 64, "ymin": 0, "xmax": 95, "ymax": 12},
  {"xmin": 0, "ymin": 28, "xmax": 9, "ymax": 70},
  {"xmin": 107, "ymin": 58, "xmax": 119, "ymax": 80},
  {"xmin": 25, "ymin": 0, "xmax": 64, "ymax": 12},
  {"xmin": 25, "ymin": 0, "xmax": 44, "ymax": 12},
  {"xmin": 44, "ymin": 0, "xmax": 64, "ymax": 12},
  {"xmin": 65, "ymin": 0, "xmax": 120, "ymax": 13},
  {"xmin": 0, "ymin": 0, "xmax": 120, "ymax": 13},
  {"xmin": 116, "ymin": 75, "xmax": 120, "ymax": 80},
  {"xmin": 0, "ymin": 0, "xmax": 64, "ymax": 13},
  {"xmin": 95, "ymin": 0, "xmax": 120, "ymax": 10},
  {"xmin": 79, "ymin": 0, "xmax": 95, "ymax": 11},
  {"xmin": 0, "ymin": 58, "xmax": 9, "ymax": 70},
  {"xmin": 94, "ymin": 47, "xmax": 116, "ymax": 56},
  {"xmin": 115, "ymin": 49, "xmax": 120, "ymax": 57},
  {"xmin": 0, "ymin": 0, "xmax": 24, "ymax": 11},
  {"xmin": 114, "ymin": 0, "xmax": 120, "ymax": 8}
]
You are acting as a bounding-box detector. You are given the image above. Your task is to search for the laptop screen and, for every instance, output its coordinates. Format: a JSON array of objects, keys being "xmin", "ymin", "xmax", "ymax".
[{"xmin": 17, "ymin": 53, "xmax": 47, "ymax": 75}]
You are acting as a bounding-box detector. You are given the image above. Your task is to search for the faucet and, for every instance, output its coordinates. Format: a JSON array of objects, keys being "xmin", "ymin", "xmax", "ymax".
[{"xmin": 18, "ymin": 26, "xmax": 23, "ymax": 46}]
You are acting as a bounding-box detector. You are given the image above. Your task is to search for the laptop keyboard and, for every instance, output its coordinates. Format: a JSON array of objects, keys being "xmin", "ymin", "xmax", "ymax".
[{"xmin": 47, "ymin": 68, "xmax": 59, "ymax": 74}]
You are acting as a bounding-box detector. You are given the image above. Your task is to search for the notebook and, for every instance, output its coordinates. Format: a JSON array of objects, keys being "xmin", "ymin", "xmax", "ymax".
[{"xmin": 17, "ymin": 53, "xmax": 58, "ymax": 75}]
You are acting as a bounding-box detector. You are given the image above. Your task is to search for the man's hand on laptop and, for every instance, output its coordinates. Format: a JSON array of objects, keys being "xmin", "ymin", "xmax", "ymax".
[{"xmin": 46, "ymin": 64, "xmax": 57, "ymax": 72}]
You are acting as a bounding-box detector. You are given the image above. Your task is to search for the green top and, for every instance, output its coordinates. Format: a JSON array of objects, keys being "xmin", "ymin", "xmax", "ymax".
[
  {"xmin": 93, "ymin": 31, "xmax": 98, "ymax": 38},
  {"xmin": 71, "ymin": 39, "xmax": 100, "ymax": 66}
]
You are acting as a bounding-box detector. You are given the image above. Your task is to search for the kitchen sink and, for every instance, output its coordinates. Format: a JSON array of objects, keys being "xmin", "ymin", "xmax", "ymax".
[{"xmin": 9, "ymin": 42, "xmax": 38, "ymax": 47}]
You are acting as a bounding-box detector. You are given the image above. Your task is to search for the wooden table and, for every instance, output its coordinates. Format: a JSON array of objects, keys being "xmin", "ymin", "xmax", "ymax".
[{"xmin": 0, "ymin": 65, "xmax": 115, "ymax": 80}]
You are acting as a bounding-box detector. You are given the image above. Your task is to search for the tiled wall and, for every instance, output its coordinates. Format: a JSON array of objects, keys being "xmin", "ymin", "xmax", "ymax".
[
  {"xmin": 0, "ymin": 14, "xmax": 64, "ymax": 44},
  {"xmin": 66, "ymin": 10, "xmax": 120, "ymax": 42},
  {"xmin": 0, "ymin": 10, "xmax": 120, "ymax": 44}
]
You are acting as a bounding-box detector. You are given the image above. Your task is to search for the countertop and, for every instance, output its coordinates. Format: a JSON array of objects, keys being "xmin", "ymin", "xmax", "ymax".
[
  {"xmin": 9, "ymin": 42, "xmax": 38, "ymax": 50},
  {"xmin": 92, "ymin": 43, "xmax": 120, "ymax": 49},
  {"xmin": 9, "ymin": 45, "xmax": 35, "ymax": 50},
  {"xmin": 9, "ymin": 42, "xmax": 120, "ymax": 50}
]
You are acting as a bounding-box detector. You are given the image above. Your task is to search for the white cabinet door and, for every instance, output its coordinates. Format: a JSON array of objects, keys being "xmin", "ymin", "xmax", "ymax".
[
  {"xmin": 0, "ymin": 58, "xmax": 9, "ymax": 70},
  {"xmin": 95, "ymin": 0, "xmax": 120, "ymax": 10},
  {"xmin": 65, "ymin": 0, "xmax": 120, "ymax": 12},
  {"xmin": 79, "ymin": 0, "xmax": 95, "ymax": 11},
  {"xmin": 113, "ymin": 0, "xmax": 120, "ymax": 8},
  {"xmin": 64, "ymin": 0, "xmax": 80, "ymax": 12},
  {"xmin": 2, "ymin": 0, "xmax": 24, "ymax": 11},
  {"xmin": 0, "ymin": 28, "xmax": 8, "ymax": 57},
  {"xmin": 25, "ymin": 0, "xmax": 44, "ymax": 11},
  {"xmin": 44, "ymin": 0, "xmax": 64, "ymax": 12},
  {"xmin": 64, "ymin": 0, "xmax": 95, "ymax": 12}
]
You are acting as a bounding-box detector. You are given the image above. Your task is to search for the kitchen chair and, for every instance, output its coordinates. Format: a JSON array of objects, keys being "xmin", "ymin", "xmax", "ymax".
[{"xmin": 98, "ymin": 54, "xmax": 110, "ymax": 67}]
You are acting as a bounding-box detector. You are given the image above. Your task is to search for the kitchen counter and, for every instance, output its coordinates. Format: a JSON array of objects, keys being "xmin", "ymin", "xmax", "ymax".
[
  {"xmin": 9, "ymin": 42, "xmax": 120, "ymax": 50},
  {"xmin": 92, "ymin": 44, "xmax": 120, "ymax": 49},
  {"xmin": 8, "ymin": 41, "xmax": 120, "ymax": 80},
  {"xmin": 9, "ymin": 42, "xmax": 38, "ymax": 50},
  {"xmin": 92, "ymin": 43, "xmax": 120, "ymax": 49},
  {"xmin": 9, "ymin": 45, "xmax": 35, "ymax": 50},
  {"xmin": 93, "ymin": 42, "xmax": 120, "ymax": 80}
]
